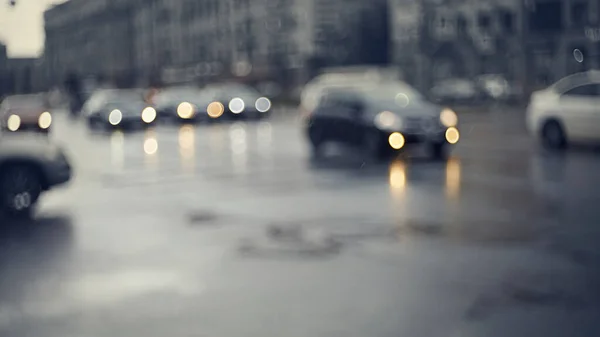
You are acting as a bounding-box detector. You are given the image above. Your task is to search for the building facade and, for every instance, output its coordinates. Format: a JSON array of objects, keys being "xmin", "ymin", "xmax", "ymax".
[
  {"xmin": 42, "ymin": 0, "xmax": 390, "ymax": 90},
  {"xmin": 44, "ymin": 0, "xmax": 137, "ymax": 88},
  {"xmin": 398, "ymin": 0, "xmax": 526, "ymax": 94}
]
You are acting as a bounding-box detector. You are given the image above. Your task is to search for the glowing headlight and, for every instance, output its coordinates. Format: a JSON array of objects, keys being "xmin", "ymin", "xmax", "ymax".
[
  {"xmin": 388, "ymin": 132, "xmax": 405, "ymax": 150},
  {"xmin": 207, "ymin": 101, "xmax": 225, "ymax": 118},
  {"xmin": 7, "ymin": 115, "xmax": 21, "ymax": 131},
  {"xmin": 229, "ymin": 98, "xmax": 245, "ymax": 114},
  {"xmin": 38, "ymin": 112, "xmax": 52, "ymax": 129},
  {"xmin": 374, "ymin": 111, "xmax": 402, "ymax": 130},
  {"xmin": 177, "ymin": 102, "xmax": 195, "ymax": 119},
  {"xmin": 109, "ymin": 109, "xmax": 122, "ymax": 125},
  {"xmin": 445, "ymin": 127, "xmax": 460, "ymax": 144},
  {"xmin": 440, "ymin": 108, "xmax": 458, "ymax": 127},
  {"xmin": 142, "ymin": 107, "xmax": 157, "ymax": 123},
  {"xmin": 255, "ymin": 97, "xmax": 271, "ymax": 112}
]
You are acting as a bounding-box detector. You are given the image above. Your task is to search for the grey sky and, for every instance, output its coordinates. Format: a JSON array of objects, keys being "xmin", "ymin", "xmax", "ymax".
[{"xmin": 0, "ymin": 0, "xmax": 65, "ymax": 57}]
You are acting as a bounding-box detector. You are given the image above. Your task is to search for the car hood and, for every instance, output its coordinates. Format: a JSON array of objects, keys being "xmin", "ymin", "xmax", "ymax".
[
  {"xmin": 0, "ymin": 134, "xmax": 63, "ymax": 159},
  {"xmin": 371, "ymin": 100, "xmax": 441, "ymax": 119}
]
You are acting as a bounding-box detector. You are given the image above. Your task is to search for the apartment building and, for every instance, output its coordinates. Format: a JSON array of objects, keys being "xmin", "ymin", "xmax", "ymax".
[
  {"xmin": 404, "ymin": 0, "xmax": 525, "ymax": 93},
  {"xmin": 44, "ymin": 0, "xmax": 136, "ymax": 87}
]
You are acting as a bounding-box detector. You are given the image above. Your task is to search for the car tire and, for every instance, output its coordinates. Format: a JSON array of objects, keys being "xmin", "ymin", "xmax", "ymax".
[
  {"xmin": 0, "ymin": 164, "xmax": 42, "ymax": 218},
  {"xmin": 541, "ymin": 120, "xmax": 566, "ymax": 150},
  {"xmin": 429, "ymin": 142, "xmax": 448, "ymax": 160},
  {"xmin": 363, "ymin": 130, "xmax": 385, "ymax": 161},
  {"xmin": 88, "ymin": 117, "xmax": 103, "ymax": 130},
  {"xmin": 308, "ymin": 131, "xmax": 324, "ymax": 158}
]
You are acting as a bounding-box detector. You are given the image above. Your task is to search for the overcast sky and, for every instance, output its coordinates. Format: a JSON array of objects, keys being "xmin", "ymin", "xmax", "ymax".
[{"xmin": 0, "ymin": 0, "xmax": 65, "ymax": 57}]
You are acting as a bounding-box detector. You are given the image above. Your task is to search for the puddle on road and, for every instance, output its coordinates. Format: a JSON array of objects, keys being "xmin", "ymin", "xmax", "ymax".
[
  {"xmin": 398, "ymin": 217, "xmax": 543, "ymax": 244},
  {"xmin": 466, "ymin": 269, "xmax": 595, "ymax": 321},
  {"xmin": 187, "ymin": 210, "xmax": 220, "ymax": 226},
  {"xmin": 237, "ymin": 215, "xmax": 546, "ymax": 259}
]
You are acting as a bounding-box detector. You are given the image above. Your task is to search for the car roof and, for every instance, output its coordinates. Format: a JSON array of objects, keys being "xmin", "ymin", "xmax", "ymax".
[{"xmin": 549, "ymin": 70, "xmax": 600, "ymax": 94}]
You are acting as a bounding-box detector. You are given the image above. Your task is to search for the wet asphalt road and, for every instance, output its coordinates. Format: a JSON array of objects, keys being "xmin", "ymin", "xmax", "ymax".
[{"xmin": 1, "ymin": 109, "xmax": 600, "ymax": 337}]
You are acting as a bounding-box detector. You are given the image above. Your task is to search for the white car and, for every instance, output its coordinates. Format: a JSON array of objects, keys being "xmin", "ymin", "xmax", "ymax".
[{"xmin": 526, "ymin": 70, "xmax": 600, "ymax": 149}]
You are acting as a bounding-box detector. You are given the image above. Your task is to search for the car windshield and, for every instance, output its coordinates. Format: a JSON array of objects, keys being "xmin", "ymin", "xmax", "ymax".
[
  {"xmin": 157, "ymin": 89, "xmax": 200, "ymax": 103},
  {"xmin": 218, "ymin": 85, "xmax": 260, "ymax": 99},
  {"xmin": 1, "ymin": 95, "xmax": 46, "ymax": 110},
  {"xmin": 550, "ymin": 71, "xmax": 600, "ymax": 95}
]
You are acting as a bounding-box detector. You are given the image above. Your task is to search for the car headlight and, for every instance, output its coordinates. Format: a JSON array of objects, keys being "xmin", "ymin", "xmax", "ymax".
[
  {"xmin": 142, "ymin": 107, "xmax": 156, "ymax": 123},
  {"xmin": 38, "ymin": 111, "xmax": 52, "ymax": 129},
  {"xmin": 255, "ymin": 97, "xmax": 271, "ymax": 112},
  {"xmin": 440, "ymin": 108, "xmax": 458, "ymax": 127},
  {"xmin": 374, "ymin": 111, "xmax": 403, "ymax": 130},
  {"xmin": 7, "ymin": 114, "xmax": 20, "ymax": 131},
  {"xmin": 177, "ymin": 102, "xmax": 195, "ymax": 119},
  {"xmin": 229, "ymin": 98, "xmax": 245, "ymax": 114},
  {"xmin": 109, "ymin": 109, "xmax": 122, "ymax": 125}
]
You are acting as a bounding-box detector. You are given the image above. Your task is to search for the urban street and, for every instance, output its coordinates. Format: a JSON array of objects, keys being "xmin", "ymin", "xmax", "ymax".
[{"xmin": 1, "ymin": 107, "xmax": 600, "ymax": 337}]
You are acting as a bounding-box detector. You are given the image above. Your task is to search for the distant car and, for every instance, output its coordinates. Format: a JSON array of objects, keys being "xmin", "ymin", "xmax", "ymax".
[
  {"xmin": 82, "ymin": 89, "xmax": 157, "ymax": 130},
  {"xmin": 154, "ymin": 87, "xmax": 211, "ymax": 123},
  {"xmin": 527, "ymin": 70, "xmax": 600, "ymax": 149},
  {"xmin": 0, "ymin": 94, "xmax": 53, "ymax": 134},
  {"xmin": 430, "ymin": 78, "xmax": 479, "ymax": 104},
  {"xmin": 0, "ymin": 134, "xmax": 71, "ymax": 217},
  {"xmin": 300, "ymin": 71, "xmax": 390, "ymax": 117},
  {"xmin": 304, "ymin": 82, "xmax": 460, "ymax": 160},
  {"xmin": 202, "ymin": 83, "xmax": 271, "ymax": 120}
]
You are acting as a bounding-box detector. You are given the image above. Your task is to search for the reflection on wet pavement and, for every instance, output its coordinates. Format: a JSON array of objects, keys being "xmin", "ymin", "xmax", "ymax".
[
  {"xmin": 178, "ymin": 125, "xmax": 195, "ymax": 173},
  {"xmin": 4, "ymin": 113, "xmax": 600, "ymax": 337}
]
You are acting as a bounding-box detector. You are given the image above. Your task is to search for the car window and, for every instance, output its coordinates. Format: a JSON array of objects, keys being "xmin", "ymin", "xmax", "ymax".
[
  {"xmin": 318, "ymin": 91, "xmax": 364, "ymax": 115},
  {"xmin": 562, "ymin": 84, "xmax": 600, "ymax": 97}
]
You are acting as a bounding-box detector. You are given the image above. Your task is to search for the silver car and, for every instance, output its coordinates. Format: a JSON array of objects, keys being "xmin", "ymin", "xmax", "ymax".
[{"xmin": 0, "ymin": 135, "xmax": 71, "ymax": 217}]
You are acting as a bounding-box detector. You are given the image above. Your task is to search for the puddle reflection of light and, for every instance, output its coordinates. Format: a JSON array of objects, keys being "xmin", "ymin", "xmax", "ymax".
[
  {"xmin": 110, "ymin": 131, "xmax": 125, "ymax": 170},
  {"xmin": 389, "ymin": 160, "xmax": 407, "ymax": 197},
  {"xmin": 257, "ymin": 121, "xmax": 272, "ymax": 159},
  {"xmin": 144, "ymin": 130, "xmax": 159, "ymax": 169},
  {"xmin": 208, "ymin": 124, "xmax": 226, "ymax": 154},
  {"xmin": 179, "ymin": 125, "xmax": 195, "ymax": 173},
  {"xmin": 445, "ymin": 157, "xmax": 461, "ymax": 199},
  {"xmin": 230, "ymin": 123, "xmax": 248, "ymax": 174}
]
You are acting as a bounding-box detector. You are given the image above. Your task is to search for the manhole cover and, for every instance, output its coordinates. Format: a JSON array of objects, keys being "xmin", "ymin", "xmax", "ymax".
[{"xmin": 187, "ymin": 211, "xmax": 219, "ymax": 225}]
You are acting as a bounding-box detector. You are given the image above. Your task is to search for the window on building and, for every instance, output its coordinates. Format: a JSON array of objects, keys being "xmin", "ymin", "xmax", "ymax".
[
  {"xmin": 456, "ymin": 14, "xmax": 467, "ymax": 35},
  {"xmin": 478, "ymin": 12, "xmax": 491, "ymax": 31},
  {"xmin": 499, "ymin": 10, "xmax": 515, "ymax": 34},
  {"xmin": 571, "ymin": 2, "xmax": 589, "ymax": 28},
  {"xmin": 528, "ymin": 0, "xmax": 563, "ymax": 32},
  {"xmin": 158, "ymin": 8, "xmax": 170, "ymax": 23}
]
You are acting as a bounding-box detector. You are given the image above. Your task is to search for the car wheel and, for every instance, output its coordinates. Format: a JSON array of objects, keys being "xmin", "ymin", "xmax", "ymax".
[
  {"xmin": 541, "ymin": 120, "xmax": 566, "ymax": 150},
  {"xmin": 0, "ymin": 164, "xmax": 42, "ymax": 217},
  {"xmin": 88, "ymin": 117, "xmax": 103, "ymax": 130},
  {"xmin": 363, "ymin": 130, "xmax": 385, "ymax": 161},
  {"xmin": 429, "ymin": 142, "xmax": 448, "ymax": 160},
  {"xmin": 308, "ymin": 125, "xmax": 325, "ymax": 158}
]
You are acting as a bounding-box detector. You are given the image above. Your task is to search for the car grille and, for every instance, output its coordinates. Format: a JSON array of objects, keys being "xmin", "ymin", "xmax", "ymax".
[{"xmin": 403, "ymin": 117, "xmax": 424, "ymax": 132}]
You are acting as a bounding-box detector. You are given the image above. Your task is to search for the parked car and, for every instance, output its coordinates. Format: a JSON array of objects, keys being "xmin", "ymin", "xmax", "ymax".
[
  {"xmin": 430, "ymin": 78, "xmax": 479, "ymax": 104},
  {"xmin": 527, "ymin": 70, "xmax": 600, "ymax": 149},
  {"xmin": 201, "ymin": 83, "xmax": 271, "ymax": 120},
  {"xmin": 304, "ymin": 82, "xmax": 459, "ymax": 160},
  {"xmin": 0, "ymin": 134, "xmax": 71, "ymax": 217},
  {"xmin": 154, "ymin": 87, "xmax": 211, "ymax": 123},
  {"xmin": 82, "ymin": 89, "xmax": 157, "ymax": 130},
  {"xmin": 0, "ymin": 94, "xmax": 53, "ymax": 135}
]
